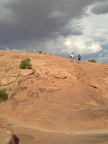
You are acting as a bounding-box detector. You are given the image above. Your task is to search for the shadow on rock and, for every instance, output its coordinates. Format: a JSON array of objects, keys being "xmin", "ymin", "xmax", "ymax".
[{"xmin": 8, "ymin": 134, "xmax": 19, "ymax": 144}]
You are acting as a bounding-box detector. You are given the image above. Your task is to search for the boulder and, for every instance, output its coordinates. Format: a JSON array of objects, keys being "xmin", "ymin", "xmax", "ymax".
[
  {"xmin": 0, "ymin": 128, "xmax": 19, "ymax": 144},
  {"xmin": 55, "ymin": 70, "xmax": 68, "ymax": 79}
]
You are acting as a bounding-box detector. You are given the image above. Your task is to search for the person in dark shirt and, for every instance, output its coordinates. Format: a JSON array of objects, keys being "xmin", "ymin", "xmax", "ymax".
[{"xmin": 78, "ymin": 54, "xmax": 81, "ymax": 63}]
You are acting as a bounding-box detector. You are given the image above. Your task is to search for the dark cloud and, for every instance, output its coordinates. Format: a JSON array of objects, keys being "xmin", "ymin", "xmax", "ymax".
[
  {"xmin": 0, "ymin": 0, "xmax": 106, "ymax": 45},
  {"xmin": 91, "ymin": 2, "xmax": 108, "ymax": 15}
]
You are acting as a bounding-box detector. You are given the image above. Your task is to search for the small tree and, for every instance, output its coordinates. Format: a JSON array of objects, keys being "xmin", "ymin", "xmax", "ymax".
[
  {"xmin": 88, "ymin": 59, "xmax": 96, "ymax": 63},
  {"xmin": 0, "ymin": 89, "xmax": 8, "ymax": 102},
  {"xmin": 20, "ymin": 58, "xmax": 32, "ymax": 69}
]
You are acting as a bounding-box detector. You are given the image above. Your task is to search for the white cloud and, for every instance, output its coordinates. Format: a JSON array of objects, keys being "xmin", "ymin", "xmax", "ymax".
[{"xmin": 88, "ymin": 42, "xmax": 102, "ymax": 53}]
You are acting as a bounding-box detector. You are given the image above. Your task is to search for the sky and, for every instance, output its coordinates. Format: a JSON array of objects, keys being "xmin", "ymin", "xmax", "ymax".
[{"xmin": 0, "ymin": 0, "xmax": 108, "ymax": 63}]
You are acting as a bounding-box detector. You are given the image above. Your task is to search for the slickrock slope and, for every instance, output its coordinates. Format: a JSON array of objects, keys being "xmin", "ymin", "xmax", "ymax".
[{"xmin": 0, "ymin": 50, "xmax": 108, "ymax": 131}]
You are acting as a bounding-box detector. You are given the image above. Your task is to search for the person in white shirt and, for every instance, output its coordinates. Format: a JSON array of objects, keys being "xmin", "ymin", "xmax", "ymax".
[{"xmin": 70, "ymin": 53, "xmax": 74, "ymax": 62}]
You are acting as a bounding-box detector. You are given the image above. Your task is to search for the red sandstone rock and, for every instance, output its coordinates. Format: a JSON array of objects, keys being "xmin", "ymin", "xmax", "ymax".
[
  {"xmin": 0, "ymin": 128, "xmax": 19, "ymax": 144},
  {"xmin": 0, "ymin": 50, "xmax": 108, "ymax": 131}
]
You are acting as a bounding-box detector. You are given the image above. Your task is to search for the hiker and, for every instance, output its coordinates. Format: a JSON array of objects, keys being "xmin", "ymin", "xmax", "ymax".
[
  {"xmin": 78, "ymin": 54, "xmax": 81, "ymax": 63},
  {"xmin": 70, "ymin": 53, "xmax": 74, "ymax": 62}
]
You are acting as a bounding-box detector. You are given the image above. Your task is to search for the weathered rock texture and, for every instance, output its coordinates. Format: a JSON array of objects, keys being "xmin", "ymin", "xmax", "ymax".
[
  {"xmin": 0, "ymin": 50, "xmax": 108, "ymax": 131},
  {"xmin": 0, "ymin": 128, "xmax": 19, "ymax": 144}
]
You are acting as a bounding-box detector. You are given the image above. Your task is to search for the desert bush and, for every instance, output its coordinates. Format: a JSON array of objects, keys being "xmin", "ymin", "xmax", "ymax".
[
  {"xmin": 0, "ymin": 89, "xmax": 8, "ymax": 102},
  {"xmin": 20, "ymin": 58, "xmax": 32, "ymax": 69},
  {"xmin": 38, "ymin": 51, "xmax": 42, "ymax": 54},
  {"xmin": 88, "ymin": 59, "xmax": 96, "ymax": 63}
]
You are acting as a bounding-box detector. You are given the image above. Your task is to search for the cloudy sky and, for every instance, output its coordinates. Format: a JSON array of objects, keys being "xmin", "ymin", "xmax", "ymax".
[{"xmin": 0, "ymin": 0, "xmax": 108, "ymax": 63}]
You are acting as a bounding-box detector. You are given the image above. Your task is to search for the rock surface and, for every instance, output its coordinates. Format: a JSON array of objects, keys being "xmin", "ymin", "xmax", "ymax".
[
  {"xmin": 0, "ymin": 50, "xmax": 108, "ymax": 132},
  {"xmin": 0, "ymin": 128, "xmax": 19, "ymax": 144}
]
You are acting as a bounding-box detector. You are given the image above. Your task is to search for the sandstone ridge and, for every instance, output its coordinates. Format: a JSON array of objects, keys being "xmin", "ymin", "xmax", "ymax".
[{"xmin": 0, "ymin": 50, "xmax": 108, "ymax": 131}]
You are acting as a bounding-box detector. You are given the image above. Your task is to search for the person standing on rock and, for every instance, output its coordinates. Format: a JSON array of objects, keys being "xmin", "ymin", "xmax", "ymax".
[
  {"xmin": 78, "ymin": 54, "xmax": 81, "ymax": 63},
  {"xmin": 70, "ymin": 53, "xmax": 74, "ymax": 62}
]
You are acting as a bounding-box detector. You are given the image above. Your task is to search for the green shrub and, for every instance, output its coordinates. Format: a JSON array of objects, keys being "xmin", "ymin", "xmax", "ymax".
[
  {"xmin": 20, "ymin": 58, "xmax": 32, "ymax": 69},
  {"xmin": 38, "ymin": 51, "xmax": 42, "ymax": 54},
  {"xmin": 88, "ymin": 59, "xmax": 96, "ymax": 63},
  {"xmin": 0, "ymin": 89, "xmax": 8, "ymax": 102}
]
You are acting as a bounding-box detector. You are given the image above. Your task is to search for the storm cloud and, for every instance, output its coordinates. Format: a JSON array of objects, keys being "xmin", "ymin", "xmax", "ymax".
[
  {"xmin": 0, "ymin": 0, "xmax": 106, "ymax": 44},
  {"xmin": 0, "ymin": 0, "xmax": 108, "ymax": 63},
  {"xmin": 91, "ymin": 1, "xmax": 108, "ymax": 15}
]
